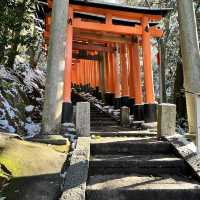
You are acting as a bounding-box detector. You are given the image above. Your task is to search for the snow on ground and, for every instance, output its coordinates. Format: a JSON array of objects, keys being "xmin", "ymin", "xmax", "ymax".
[
  {"xmin": 0, "ymin": 63, "xmax": 45, "ymax": 137},
  {"xmin": 25, "ymin": 105, "xmax": 34, "ymax": 112},
  {"xmin": 24, "ymin": 122, "xmax": 41, "ymax": 138}
]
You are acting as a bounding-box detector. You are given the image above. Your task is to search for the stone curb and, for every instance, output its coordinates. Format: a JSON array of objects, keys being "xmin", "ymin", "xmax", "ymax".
[
  {"xmin": 60, "ymin": 137, "xmax": 91, "ymax": 200},
  {"xmin": 165, "ymin": 134, "xmax": 200, "ymax": 180}
]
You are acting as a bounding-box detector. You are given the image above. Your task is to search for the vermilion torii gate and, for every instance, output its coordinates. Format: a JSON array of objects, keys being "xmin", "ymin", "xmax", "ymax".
[{"xmin": 42, "ymin": 0, "xmax": 170, "ymax": 133}]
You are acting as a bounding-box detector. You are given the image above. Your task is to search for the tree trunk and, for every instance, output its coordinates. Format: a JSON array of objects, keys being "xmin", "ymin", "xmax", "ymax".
[
  {"xmin": 42, "ymin": 0, "xmax": 69, "ymax": 134},
  {"xmin": 159, "ymin": 39, "xmax": 167, "ymax": 103},
  {"xmin": 174, "ymin": 60, "xmax": 187, "ymax": 119},
  {"xmin": 6, "ymin": 0, "xmax": 26, "ymax": 69},
  {"xmin": 177, "ymin": 0, "xmax": 200, "ymax": 134}
]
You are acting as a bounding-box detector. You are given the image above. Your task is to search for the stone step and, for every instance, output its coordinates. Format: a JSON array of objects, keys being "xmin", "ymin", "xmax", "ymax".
[
  {"xmin": 91, "ymin": 116, "xmax": 112, "ymax": 119},
  {"xmin": 91, "ymin": 137, "xmax": 172, "ymax": 155},
  {"xmin": 91, "ymin": 119, "xmax": 114, "ymax": 122},
  {"xmin": 86, "ymin": 174, "xmax": 200, "ymax": 200},
  {"xmin": 91, "ymin": 123, "xmax": 118, "ymax": 127},
  {"xmin": 91, "ymin": 119, "xmax": 117, "ymax": 125},
  {"xmin": 89, "ymin": 154, "xmax": 186, "ymax": 175},
  {"xmin": 90, "ymin": 113, "xmax": 110, "ymax": 117}
]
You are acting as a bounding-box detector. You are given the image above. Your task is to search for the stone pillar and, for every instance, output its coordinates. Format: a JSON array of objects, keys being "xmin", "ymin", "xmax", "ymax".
[
  {"xmin": 120, "ymin": 106, "xmax": 130, "ymax": 126},
  {"xmin": 157, "ymin": 103, "xmax": 176, "ymax": 137},
  {"xmin": 177, "ymin": 0, "xmax": 200, "ymax": 135},
  {"xmin": 76, "ymin": 102, "xmax": 90, "ymax": 137},
  {"xmin": 42, "ymin": 0, "xmax": 69, "ymax": 134}
]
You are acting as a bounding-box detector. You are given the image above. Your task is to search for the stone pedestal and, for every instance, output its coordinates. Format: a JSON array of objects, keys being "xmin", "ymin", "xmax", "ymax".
[
  {"xmin": 157, "ymin": 103, "xmax": 176, "ymax": 137},
  {"xmin": 120, "ymin": 106, "xmax": 130, "ymax": 126},
  {"xmin": 76, "ymin": 102, "xmax": 90, "ymax": 137}
]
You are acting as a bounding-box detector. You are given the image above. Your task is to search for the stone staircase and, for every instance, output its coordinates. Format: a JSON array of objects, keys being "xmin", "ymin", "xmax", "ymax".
[
  {"xmin": 90, "ymin": 104, "xmax": 119, "ymax": 131},
  {"xmin": 86, "ymin": 137, "xmax": 200, "ymax": 200}
]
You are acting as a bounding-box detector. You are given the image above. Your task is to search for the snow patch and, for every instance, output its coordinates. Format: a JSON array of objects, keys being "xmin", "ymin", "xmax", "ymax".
[
  {"xmin": 24, "ymin": 122, "xmax": 41, "ymax": 137},
  {"xmin": 25, "ymin": 105, "xmax": 34, "ymax": 112},
  {"xmin": 0, "ymin": 120, "xmax": 16, "ymax": 133}
]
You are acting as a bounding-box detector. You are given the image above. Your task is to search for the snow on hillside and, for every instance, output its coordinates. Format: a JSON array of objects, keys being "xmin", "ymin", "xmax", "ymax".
[{"xmin": 0, "ymin": 61, "xmax": 46, "ymax": 137}]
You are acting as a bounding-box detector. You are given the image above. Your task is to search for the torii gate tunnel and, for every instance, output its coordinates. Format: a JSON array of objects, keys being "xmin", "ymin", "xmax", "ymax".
[{"xmin": 43, "ymin": 0, "xmax": 170, "ymax": 125}]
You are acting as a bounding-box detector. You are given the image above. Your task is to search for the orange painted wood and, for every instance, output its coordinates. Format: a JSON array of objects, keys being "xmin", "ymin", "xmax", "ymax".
[
  {"xmin": 96, "ymin": 62, "xmax": 100, "ymax": 87},
  {"xmin": 108, "ymin": 50, "xmax": 115, "ymax": 93},
  {"xmin": 73, "ymin": 19, "xmax": 162, "ymax": 37},
  {"xmin": 91, "ymin": 60, "xmax": 94, "ymax": 87},
  {"xmin": 106, "ymin": 53, "xmax": 112, "ymax": 92},
  {"xmin": 77, "ymin": 63, "xmax": 80, "ymax": 85},
  {"xmin": 112, "ymin": 46, "xmax": 121, "ymax": 98},
  {"xmin": 73, "ymin": 18, "xmax": 142, "ymax": 35},
  {"xmin": 128, "ymin": 44, "xmax": 135, "ymax": 99},
  {"xmin": 75, "ymin": 64, "xmax": 78, "ymax": 84},
  {"xmin": 104, "ymin": 53, "xmax": 110, "ymax": 92},
  {"xmin": 63, "ymin": 6, "xmax": 73, "ymax": 102},
  {"xmin": 106, "ymin": 13, "xmax": 113, "ymax": 24},
  {"xmin": 120, "ymin": 43, "xmax": 129, "ymax": 97},
  {"xmin": 71, "ymin": 5, "xmax": 162, "ymax": 21},
  {"xmin": 82, "ymin": 60, "xmax": 86, "ymax": 85},
  {"xmin": 95, "ymin": 62, "xmax": 99, "ymax": 87},
  {"xmin": 48, "ymin": 0, "xmax": 53, "ymax": 8},
  {"xmin": 79, "ymin": 60, "xmax": 84, "ymax": 85},
  {"xmin": 92, "ymin": 61, "xmax": 96, "ymax": 88},
  {"xmin": 132, "ymin": 41, "xmax": 143, "ymax": 104},
  {"xmin": 73, "ymin": 31, "xmax": 133, "ymax": 43},
  {"xmin": 73, "ymin": 42, "xmax": 116, "ymax": 52},
  {"xmin": 142, "ymin": 17, "xmax": 155, "ymax": 104},
  {"xmin": 149, "ymin": 27, "xmax": 163, "ymax": 38}
]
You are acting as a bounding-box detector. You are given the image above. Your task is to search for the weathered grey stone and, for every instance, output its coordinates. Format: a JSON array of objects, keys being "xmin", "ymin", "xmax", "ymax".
[
  {"xmin": 165, "ymin": 134, "xmax": 200, "ymax": 180},
  {"xmin": 157, "ymin": 103, "xmax": 176, "ymax": 137},
  {"xmin": 42, "ymin": 0, "xmax": 69, "ymax": 134},
  {"xmin": 120, "ymin": 106, "xmax": 130, "ymax": 126},
  {"xmin": 91, "ymin": 137, "xmax": 171, "ymax": 155},
  {"xmin": 76, "ymin": 102, "xmax": 90, "ymax": 137},
  {"xmin": 87, "ymin": 174, "xmax": 200, "ymax": 200},
  {"xmin": 177, "ymin": 0, "xmax": 200, "ymax": 135},
  {"xmin": 60, "ymin": 137, "xmax": 90, "ymax": 200}
]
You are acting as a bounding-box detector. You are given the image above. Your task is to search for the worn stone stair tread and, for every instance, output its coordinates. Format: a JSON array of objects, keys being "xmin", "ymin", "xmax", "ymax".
[
  {"xmin": 86, "ymin": 174, "xmax": 200, "ymax": 200},
  {"xmin": 90, "ymin": 131, "xmax": 157, "ymax": 137},
  {"xmin": 87, "ymin": 174, "xmax": 200, "ymax": 190},
  {"xmin": 91, "ymin": 137, "xmax": 164, "ymax": 144},
  {"xmin": 91, "ymin": 137, "xmax": 171, "ymax": 154},
  {"xmin": 90, "ymin": 154, "xmax": 183, "ymax": 163},
  {"xmin": 89, "ymin": 154, "xmax": 186, "ymax": 175}
]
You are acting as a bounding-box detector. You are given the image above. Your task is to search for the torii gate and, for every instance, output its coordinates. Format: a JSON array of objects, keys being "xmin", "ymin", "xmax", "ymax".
[{"xmin": 42, "ymin": 0, "xmax": 170, "ymax": 133}]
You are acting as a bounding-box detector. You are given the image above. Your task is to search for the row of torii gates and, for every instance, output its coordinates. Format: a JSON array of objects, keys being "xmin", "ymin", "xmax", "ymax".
[{"xmin": 42, "ymin": 0, "xmax": 171, "ymax": 133}]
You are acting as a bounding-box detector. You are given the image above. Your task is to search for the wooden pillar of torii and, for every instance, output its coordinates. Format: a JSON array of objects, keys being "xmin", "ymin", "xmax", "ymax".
[{"xmin": 43, "ymin": 0, "xmax": 170, "ymax": 127}]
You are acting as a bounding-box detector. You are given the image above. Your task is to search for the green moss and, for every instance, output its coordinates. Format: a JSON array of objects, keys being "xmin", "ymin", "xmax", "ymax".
[
  {"xmin": 0, "ymin": 136, "xmax": 68, "ymax": 178},
  {"xmin": 0, "ymin": 156, "xmax": 22, "ymax": 177}
]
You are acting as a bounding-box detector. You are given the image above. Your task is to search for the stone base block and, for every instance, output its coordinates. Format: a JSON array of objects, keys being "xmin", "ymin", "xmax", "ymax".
[
  {"xmin": 76, "ymin": 102, "xmax": 90, "ymax": 137},
  {"xmin": 157, "ymin": 103, "xmax": 176, "ymax": 137},
  {"xmin": 120, "ymin": 106, "xmax": 130, "ymax": 126}
]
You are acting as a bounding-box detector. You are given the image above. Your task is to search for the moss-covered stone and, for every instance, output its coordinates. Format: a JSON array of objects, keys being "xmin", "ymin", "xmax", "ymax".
[
  {"xmin": 0, "ymin": 133, "xmax": 70, "ymax": 200},
  {"xmin": 0, "ymin": 134, "xmax": 68, "ymax": 177}
]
